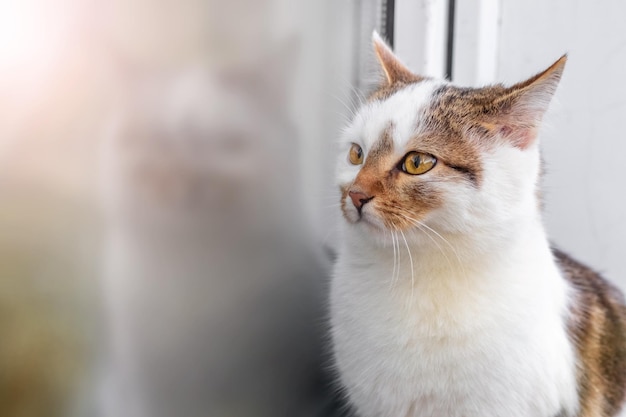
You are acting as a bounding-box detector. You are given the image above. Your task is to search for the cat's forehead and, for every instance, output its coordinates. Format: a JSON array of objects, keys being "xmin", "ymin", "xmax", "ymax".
[
  {"xmin": 125, "ymin": 70, "xmax": 268, "ymax": 136},
  {"xmin": 348, "ymin": 80, "xmax": 445, "ymax": 151}
]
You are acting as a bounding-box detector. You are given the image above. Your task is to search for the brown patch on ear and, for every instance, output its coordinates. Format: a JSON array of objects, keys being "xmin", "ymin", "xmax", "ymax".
[
  {"xmin": 425, "ymin": 84, "xmax": 510, "ymax": 145},
  {"xmin": 482, "ymin": 55, "xmax": 567, "ymax": 149},
  {"xmin": 555, "ymin": 248, "xmax": 626, "ymax": 416},
  {"xmin": 369, "ymin": 32, "xmax": 427, "ymax": 102},
  {"xmin": 372, "ymin": 31, "xmax": 424, "ymax": 86},
  {"xmin": 368, "ymin": 81, "xmax": 415, "ymax": 102},
  {"xmin": 421, "ymin": 55, "xmax": 566, "ymax": 152},
  {"xmin": 507, "ymin": 55, "xmax": 567, "ymax": 94}
]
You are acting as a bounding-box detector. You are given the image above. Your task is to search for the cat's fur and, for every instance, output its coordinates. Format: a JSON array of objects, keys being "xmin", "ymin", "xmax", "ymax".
[{"xmin": 330, "ymin": 32, "xmax": 626, "ymax": 417}]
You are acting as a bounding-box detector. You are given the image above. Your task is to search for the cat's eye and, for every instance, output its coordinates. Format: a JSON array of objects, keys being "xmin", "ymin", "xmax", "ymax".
[
  {"xmin": 349, "ymin": 143, "xmax": 364, "ymax": 165},
  {"xmin": 400, "ymin": 152, "xmax": 437, "ymax": 175}
]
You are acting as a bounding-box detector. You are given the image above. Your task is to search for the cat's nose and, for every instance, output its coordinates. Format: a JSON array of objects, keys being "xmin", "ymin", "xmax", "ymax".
[{"xmin": 349, "ymin": 190, "xmax": 374, "ymax": 211}]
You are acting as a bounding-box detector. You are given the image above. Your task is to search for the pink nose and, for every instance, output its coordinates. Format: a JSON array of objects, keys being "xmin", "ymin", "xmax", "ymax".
[{"xmin": 349, "ymin": 190, "xmax": 373, "ymax": 210}]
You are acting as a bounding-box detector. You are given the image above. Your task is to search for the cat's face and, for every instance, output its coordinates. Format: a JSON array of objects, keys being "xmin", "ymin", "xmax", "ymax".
[
  {"xmin": 336, "ymin": 34, "xmax": 565, "ymax": 245},
  {"xmin": 104, "ymin": 63, "xmax": 297, "ymax": 235},
  {"xmin": 113, "ymin": 69, "xmax": 272, "ymax": 209}
]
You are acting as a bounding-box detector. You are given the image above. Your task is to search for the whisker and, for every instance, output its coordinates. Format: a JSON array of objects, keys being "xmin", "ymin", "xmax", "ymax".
[
  {"xmin": 330, "ymin": 93, "xmax": 357, "ymax": 119},
  {"xmin": 390, "ymin": 228, "xmax": 397, "ymax": 288},
  {"xmin": 396, "ymin": 212, "xmax": 459, "ymax": 257},
  {"xmin": 399, "ymin": 229, "xmax": 415, "ymax": 308},
  {"xmin": 322, "ymin": 194, "xmax": 342, "ymax": 200},
  {"xmin": 409, "ymin": 217, "xmax": 465, "ymax": 269},
  {"xmin": 395, "ymin": 229, "xmax": 401, "ymax": 285},
  {"xmin": 395, "ymin": 212, "xmax": 455, "ymax": 272},
  {"xmin": 335, "ymin": 75, "xmax": 367, "ymax": 109},
  {"xmin": 390, "ymin": 224, "xmax": 399, "ymax": 288},
  {"xmin": 382, "ymin": 228, "xmax": 392, "ymax": 288},
  {"xmin": 348, "ymin": 84, "xmax": 366, "ymax": 108},
  {"xmin": 395, "ymin": 210, "xmax": 470, "ymax": 286}
]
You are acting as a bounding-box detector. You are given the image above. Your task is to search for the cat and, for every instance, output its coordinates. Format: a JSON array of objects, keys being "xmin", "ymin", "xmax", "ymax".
[
  {"xmin": 99, "ymin": 53, "xmax": 342, "ymax": 417},
  {"xmin": 330, "ymin": 32, "xmax": 626, "ymax": 417}
]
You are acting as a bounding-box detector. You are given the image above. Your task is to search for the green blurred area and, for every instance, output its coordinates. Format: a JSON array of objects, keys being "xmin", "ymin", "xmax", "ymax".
[{"xmin": 0, "ymin": 185, "xmax": 102, "ymax": 417}]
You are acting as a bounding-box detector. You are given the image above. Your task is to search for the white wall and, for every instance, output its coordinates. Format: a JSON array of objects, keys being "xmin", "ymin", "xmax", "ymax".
[{"xmin": 488, "ymin": 0, "xmax": 626, "ymax": 288}]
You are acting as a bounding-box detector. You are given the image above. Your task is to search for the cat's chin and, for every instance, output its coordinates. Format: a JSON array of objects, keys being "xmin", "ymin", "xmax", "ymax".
[
  {"xmin": 348, "ymin": 213, "xmax": 387, "ymax": 234},
  {"xmin": 343, "ymin": 206, "xmax": 397, "ymax": 239}
]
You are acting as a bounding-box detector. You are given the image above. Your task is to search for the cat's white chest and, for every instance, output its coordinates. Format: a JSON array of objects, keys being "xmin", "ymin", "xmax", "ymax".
[{"xmin": 330, "ymin": 247, "xmax": 578, "ymax": 417}]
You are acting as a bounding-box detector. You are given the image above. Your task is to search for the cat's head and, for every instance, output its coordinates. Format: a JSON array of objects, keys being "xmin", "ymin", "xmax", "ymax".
[
  {"xmin": 102, "ymin": 48, "xmax": 299, "ymax": 236},
  {"xmin": 337, "ymin": 33, "xmax": 565, "ymax": 247}
]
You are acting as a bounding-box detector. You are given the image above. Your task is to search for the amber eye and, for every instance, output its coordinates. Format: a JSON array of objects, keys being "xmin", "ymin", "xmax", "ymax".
[
  {"xmin": 349, "ymin": 143, "xmax": 364, "ymax": 165},
  {"xmin": 401, "ymin": 152, "xmax": 437, "ymax": 175}
]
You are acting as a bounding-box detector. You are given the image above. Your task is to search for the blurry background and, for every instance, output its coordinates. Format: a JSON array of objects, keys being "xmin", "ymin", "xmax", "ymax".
[{"xmin": 0, "ymin": 0, "xmax": 624, "ymax": 416}]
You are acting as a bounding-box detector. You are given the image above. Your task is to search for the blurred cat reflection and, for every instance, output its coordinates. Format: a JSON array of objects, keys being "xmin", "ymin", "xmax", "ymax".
[{"xmin": 100, "ymin": 51, "xmax": 336, "ymax": 417}]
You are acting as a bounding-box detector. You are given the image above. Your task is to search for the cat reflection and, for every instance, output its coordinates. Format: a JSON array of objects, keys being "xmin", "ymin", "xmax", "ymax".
[{"xmin": 100, "ymin": 61, "xmax": 334, "ymax": 417}]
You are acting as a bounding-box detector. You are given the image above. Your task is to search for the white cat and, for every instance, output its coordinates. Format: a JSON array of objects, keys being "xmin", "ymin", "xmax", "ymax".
[{"xmin": 330, "ymin": 33, "xmax": 626, "ymax": 417}]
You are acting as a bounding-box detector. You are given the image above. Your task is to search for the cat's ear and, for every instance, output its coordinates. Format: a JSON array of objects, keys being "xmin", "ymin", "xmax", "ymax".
[
  {"xmin": 372, "ymin": 31, "xmax": 423, "ymax": 85},
  {"xmin": 481, "ymin": 55, "xmax": 567, "ymax": 149}
]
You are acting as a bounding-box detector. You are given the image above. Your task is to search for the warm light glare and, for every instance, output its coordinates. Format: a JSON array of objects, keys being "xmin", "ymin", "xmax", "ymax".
[{"xmin": 0, "ymin": 1, "xmax": 67, "ymax": 78}]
